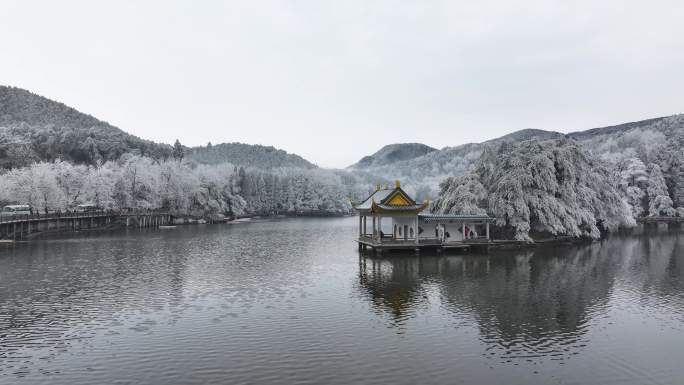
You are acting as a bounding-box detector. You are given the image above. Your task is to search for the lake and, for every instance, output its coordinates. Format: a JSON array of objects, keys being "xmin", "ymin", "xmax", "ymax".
[{"xmin": 1, "ymin": 217, "xmax": 683, "ymax": 385}]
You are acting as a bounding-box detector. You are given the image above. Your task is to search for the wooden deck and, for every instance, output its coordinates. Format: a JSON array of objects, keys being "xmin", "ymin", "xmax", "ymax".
[
  {"xmin": 637, "ymin": 216, "xmax": 684, "ymax": 224},
  {"xmin": 355, "ymin": 234, "xmax": 534, "ymax": 254},
  {"xmin": 356, "ymin": 235, "xmax": 492, "ymax": 251},
  {"xmin": 0, "ymin": 211, "xmax": 172, "ymax": 240}
]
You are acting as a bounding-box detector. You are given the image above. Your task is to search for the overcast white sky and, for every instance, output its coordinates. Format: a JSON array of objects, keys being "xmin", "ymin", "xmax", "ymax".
[{"xmin": 2, "ymin": 1, "xmax": 683, "ymax": 168}]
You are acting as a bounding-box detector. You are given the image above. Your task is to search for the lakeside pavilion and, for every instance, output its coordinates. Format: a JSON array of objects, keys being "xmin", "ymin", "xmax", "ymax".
[{"xmin": 353, "ymin": 181, "xmax": 494, "ymax": 252}]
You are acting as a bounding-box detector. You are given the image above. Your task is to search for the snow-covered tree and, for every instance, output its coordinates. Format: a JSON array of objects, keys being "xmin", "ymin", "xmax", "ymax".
[
  {"xmin": 646, "ymin": 163, "xmax": 676, "ymax": 216},
  {"xmin": 172, "ymin": 139, "xmax": 184, "ymax": 162},
  {"xmin": 0, "ymin": 155, "xmax": 355, "ymax": 218},
  {"xmin": 432, "ymin": 174, "xmax": 487, "ymax": 215},
  {"xmin": 434, "ymin": 140, "xmax": 635, "ymax": 241}
]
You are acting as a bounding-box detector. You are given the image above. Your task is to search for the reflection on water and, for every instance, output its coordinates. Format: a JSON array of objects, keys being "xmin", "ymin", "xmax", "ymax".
[
  {"xmin": 1, "ymin": 218, "xmax": 684, "ymax": 385},
  {"xmin": 358, "ymin": 232, "xmax": 684, "ymax": 372},
  {"xmin": 358, "ymin": 246, "xmax": 619, "ymax": 362}
]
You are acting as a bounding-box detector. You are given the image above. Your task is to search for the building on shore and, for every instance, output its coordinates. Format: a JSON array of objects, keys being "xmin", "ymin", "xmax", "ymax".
[{"xmin": 352, "ymin": 181, "xmax": 494, "ymax": 251}]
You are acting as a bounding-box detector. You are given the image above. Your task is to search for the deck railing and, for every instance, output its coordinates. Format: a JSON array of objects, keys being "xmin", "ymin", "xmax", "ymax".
[
  {"xmin": 359, "ymin": 234, "xmax": 489, "ymax": 245},
  {"xmin": 0, "ymin": 209, "xmax": 170, "ymax": 224},
  {"xmin": 637, "ymin": 216, "xmax": 684, "ymax": 223}
]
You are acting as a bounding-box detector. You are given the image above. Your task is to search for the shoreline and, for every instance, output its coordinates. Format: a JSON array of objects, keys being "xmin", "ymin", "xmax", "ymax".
[
  {"xmin": 0, "ymin": 213, "xmax": 352, "ymax": 242},
  {"xmin": 1, "ymin": 215, "xmax": 677, "ymax": 247}
]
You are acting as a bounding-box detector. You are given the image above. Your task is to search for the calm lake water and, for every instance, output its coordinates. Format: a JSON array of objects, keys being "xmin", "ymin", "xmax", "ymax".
[{"xmin": 1, "ymin": 217, "xmax": 683, "ymax": 385}]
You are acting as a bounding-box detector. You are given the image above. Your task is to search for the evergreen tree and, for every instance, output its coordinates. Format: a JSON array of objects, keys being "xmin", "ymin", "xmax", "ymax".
[{"xmin": 172, "ymin": 139, "xmax": 184, "ymax": 162}]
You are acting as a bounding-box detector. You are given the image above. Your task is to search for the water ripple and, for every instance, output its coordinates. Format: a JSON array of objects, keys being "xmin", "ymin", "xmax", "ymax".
[{"xmin": 0, "ymin": 220, "xmax": 683, "ymax": 384}]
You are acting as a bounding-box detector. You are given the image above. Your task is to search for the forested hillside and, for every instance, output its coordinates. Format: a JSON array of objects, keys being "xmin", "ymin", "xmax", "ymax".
[
  {"xmin": 431, "ymin": 122, "xmax": 684, "ymax": 240},
  {"xmin": 348, "ymin": 143, "xmax": 436, "ymax": 169},
  {"xmin": 0, "ymin": 86, "xmax": 368, "ymax": 217},
  {"xmin": 2, "ymin": 85, "xmax": 683, "ymax": 227},
  {"xmin": 432, "ymin": 140, "xmax": 637, "ymax": 241},
  {"xmin": 0, "ymin": 86, "xmax": 172, "ymax": 168},
  {"xmin": 187, "ymin": 142, "xmax": 316, "ymax": 169},
  {"xmin": 0, "ymin": 86, "xmax": 320, "ymax": 170},
  {"xmin": 352, "ymin": 115, "xmax": 684, "ymax": 217},
  {"xmin": 0, "ymin": 157, "xmax": 361, "ymax": 218},
  {"xmin": 574, "ymin": 115, "xmax": 684, "ymax": 209}
]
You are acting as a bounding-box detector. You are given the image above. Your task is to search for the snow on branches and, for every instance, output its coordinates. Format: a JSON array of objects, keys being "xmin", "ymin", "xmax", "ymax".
[
  {"xmin": 0, "ymin": 156, "xmax": 357, "ymax": 218},
  {"xmin": 433, "ymin": 140, "xmax": 635, "ymax": 241}
]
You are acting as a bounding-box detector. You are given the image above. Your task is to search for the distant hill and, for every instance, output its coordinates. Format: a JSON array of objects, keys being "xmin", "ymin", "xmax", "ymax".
[
  {"xmin": 1, "ymin": 86, "xmax": 115, "ymax": 129},
  {"xmin": 348, "ymin": 131, "xmax": 568, "ymax": 175},
  {"xmin": 349, "ymin": 115, "xmax": 684, "ymax": 202},
  {"xmin": 348, "ymin": 143, "xmax": 436, "ymax": 169},
  {"xmin": 488, "ymin": 128, "xmax": 565, "ymax": 143},
  {"xmin": 567, "ymin": 115, "xmax": 682, "ymax": 140},
  {"xmin": 187, "ymin": 142, "xmax": 316, "ymax": 169},
  {"xmin": 0, "ymin": 86, "xmax": 172, "ymax": 168},
  {"xmin": 0, "ymin": 86, "xmax": 319, "ymax": 170}
]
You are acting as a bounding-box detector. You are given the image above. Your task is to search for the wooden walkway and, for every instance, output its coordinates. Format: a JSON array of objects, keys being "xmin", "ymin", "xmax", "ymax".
[
  {"xmin": 0, "ymin": 211, "xmax": 173, "ymax": 240},
  {"xmin": 637, "ymin": 216, "xmax": 684, "ymax": 224}
]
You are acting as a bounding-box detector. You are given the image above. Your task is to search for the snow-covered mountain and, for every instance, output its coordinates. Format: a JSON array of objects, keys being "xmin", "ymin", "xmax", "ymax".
[
  {"xmin": 188, "ymin": 142, "xmax": 316, "ymax": 169},
  {"xmin": 487, "ymin": 128, "xmax": 565, "ymax": 143},
  {"xmin": 0, "ymin": 86, "xmax": 171, "ymax": 168},
  {"xmin": 348, "ymin": 143, "xmax": 436, "ymax": 169},
  {"xmin": 3, "ymin": 84, "xmax": 683, "ymax": 223},
  {"xmin": 0, "ymin": 86, "xmax": 364, "ymax": 217},
  {"xmin": 350, "ymin": 115, "xmax": 684, "ymax": 204},
  {"xmin": 0, "ymin": 86, "xmax": 318, "ymax": 170}
]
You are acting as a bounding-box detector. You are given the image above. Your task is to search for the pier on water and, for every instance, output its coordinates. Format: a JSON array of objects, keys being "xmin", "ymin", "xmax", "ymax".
[
  {"xmin": 637, "ymin": 216, "xmax": 684, "ymax": 228},
  {"xmin": 0, "ymin": 211, "xmax": 173, "ymax": 240},
  {"xmin": 351, "ymin": 181, "xmax": 502, "ymax": 254}
]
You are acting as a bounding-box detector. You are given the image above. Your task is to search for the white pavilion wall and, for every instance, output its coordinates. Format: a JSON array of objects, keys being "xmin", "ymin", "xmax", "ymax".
[
  {"xmin": 417, "ymin": 222, "xmax": 482, "ymax": 242},
  {"xmin": 378, "ymin": 217, "xmax": 393, "ymax": 236},
  {"xmin": 444, "ymin": 223, "xmax": 465, "ymax": 242},
  {"xmin": 390, "ymin": 217, "xmax": 417, "ymax": 239}
]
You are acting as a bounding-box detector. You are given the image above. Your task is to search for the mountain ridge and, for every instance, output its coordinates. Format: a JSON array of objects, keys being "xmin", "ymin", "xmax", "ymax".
[
  {"xmin": 0, "ymin": 85, "xmax": 317, "ymax": 169},
  {"xmin": 348, "ymin": 143, "xmax": 437, "ymax": 169},
  {"xmin": 350, "ymin": 115, "xmax": 682, "ymax": 173}
]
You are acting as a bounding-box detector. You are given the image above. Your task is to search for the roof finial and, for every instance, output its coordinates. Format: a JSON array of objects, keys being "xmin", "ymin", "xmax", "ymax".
[{"xmin": 395, "ymin": 180, "xmax": 401, "ymax": 188}]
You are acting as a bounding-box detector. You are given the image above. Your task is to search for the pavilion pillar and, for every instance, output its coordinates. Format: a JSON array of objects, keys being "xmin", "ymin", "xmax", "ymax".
[
  {"xmin": 486, "ymin": 222, "xmax": 490, "ymax": 240},
  {"xmin": 363, "ymin": 216, "xmax": 367, "ymax": 236},
  {"xmin": 377, "ymin": 216, "xmax": 382, "ymax": 243},
  {"xmin": 359, "ymin": 215, "xmax": 363, "ymax": 237},
  {"xmin": 372, "ymin": 215, "xmax": 377, "ymax": 241},
  {"xmin": 462, "ymin": 223, "xmax": 466, "ymax": 241},
  {"xmin": 415, "ymin": 216, "xmax": 419, "ymax": 245}
]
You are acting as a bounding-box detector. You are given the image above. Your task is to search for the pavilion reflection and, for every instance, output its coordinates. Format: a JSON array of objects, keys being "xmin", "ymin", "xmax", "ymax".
[{"xmin": 357, "ymin": 232, "xmax": 684, "ymax": 360}]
